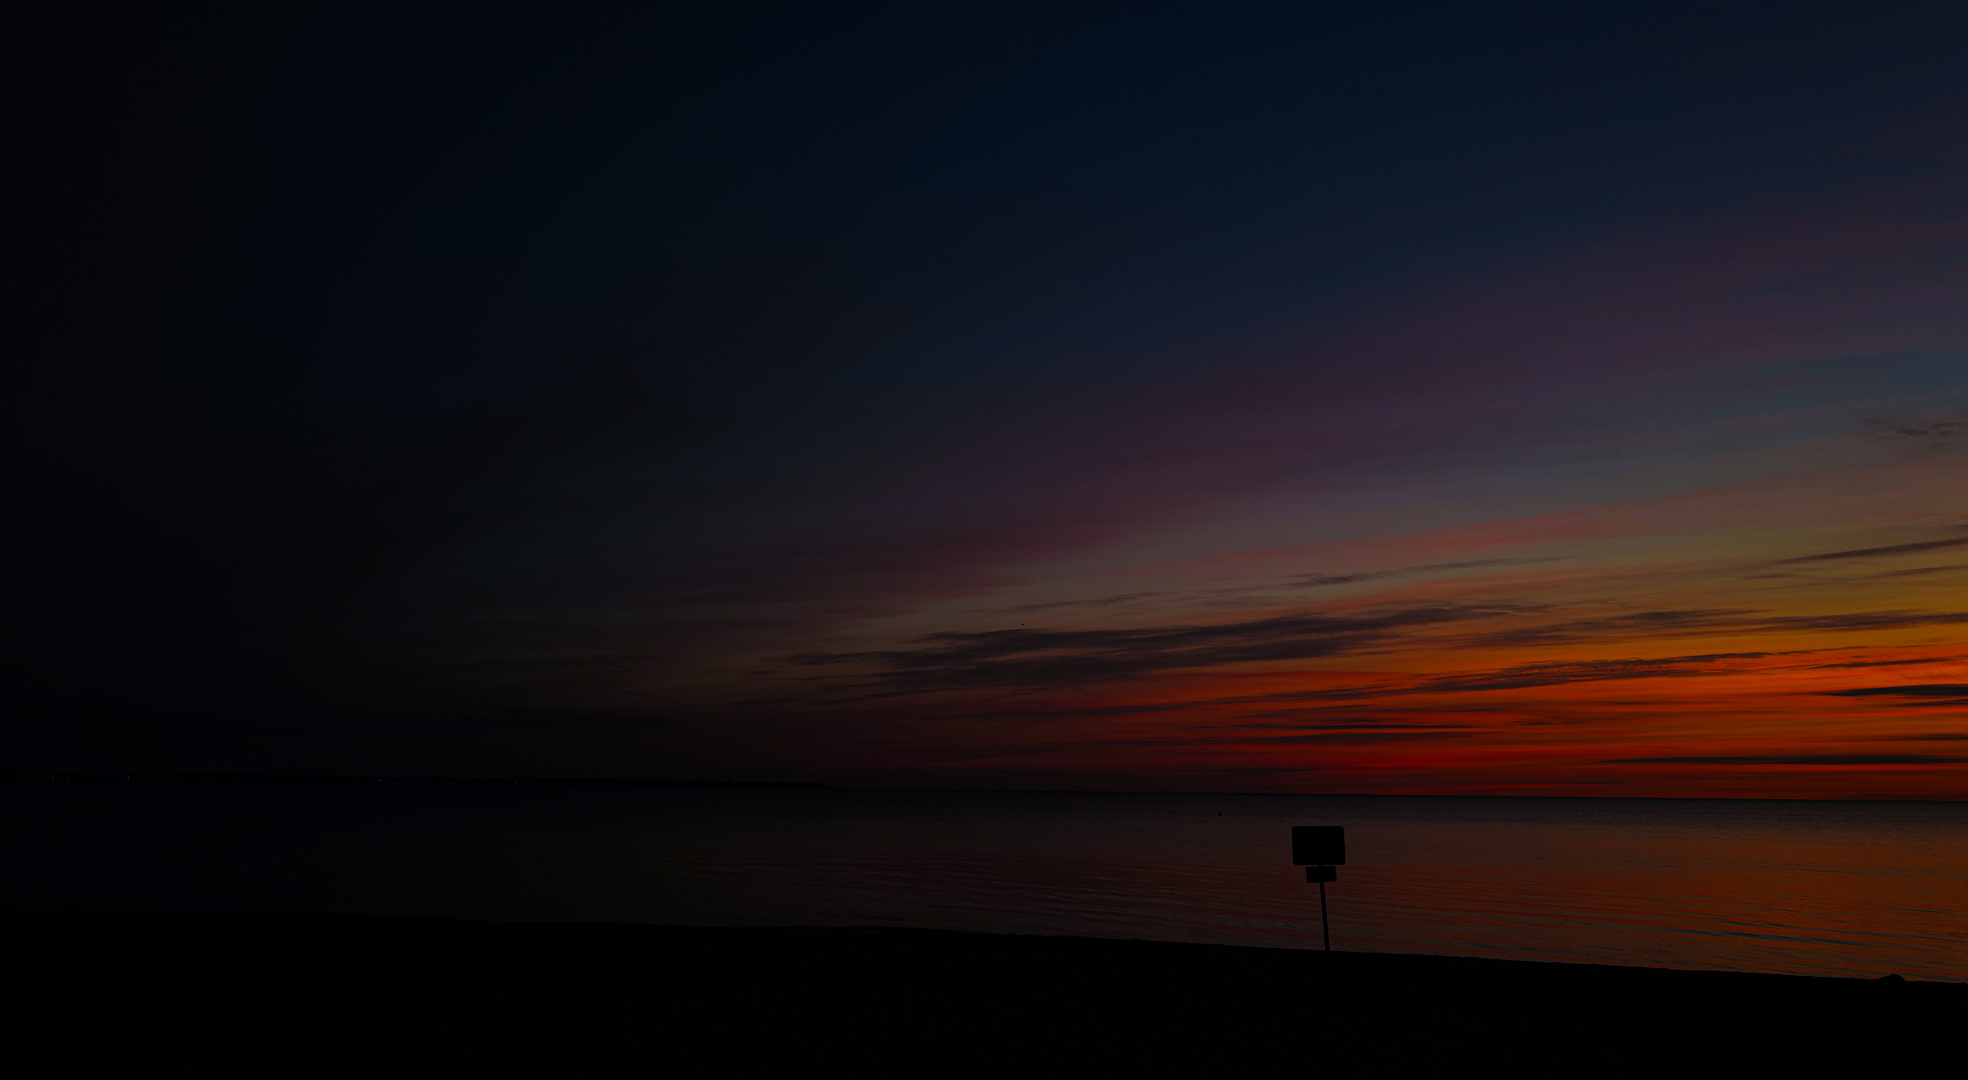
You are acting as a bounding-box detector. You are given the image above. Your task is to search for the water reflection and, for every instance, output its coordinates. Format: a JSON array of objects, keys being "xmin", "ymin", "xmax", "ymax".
[{"xmin": 6, "ymin": 783, "xmax": 1963, "ymax": 980}]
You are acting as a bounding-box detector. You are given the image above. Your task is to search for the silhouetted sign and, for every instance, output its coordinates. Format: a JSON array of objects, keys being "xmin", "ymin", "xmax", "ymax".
[
  {"xmin": 1305, "ymin": 864, "xmax": 1336, "ymax": 882},
  {"xmin": 1291, "ymin": 825, "xmax": 1345, "ymax": 866}
]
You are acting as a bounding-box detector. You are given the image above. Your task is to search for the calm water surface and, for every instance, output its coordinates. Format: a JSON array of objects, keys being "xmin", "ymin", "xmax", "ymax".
[{"xmin": 6, "ymin": 782, "xmax": 1963, "ymax": 980}]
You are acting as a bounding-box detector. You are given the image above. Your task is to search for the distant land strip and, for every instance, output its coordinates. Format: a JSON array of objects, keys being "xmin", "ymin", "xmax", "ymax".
[{"xmin": 0, "ymin": 772, "xmax": 827, "ymax": 789}]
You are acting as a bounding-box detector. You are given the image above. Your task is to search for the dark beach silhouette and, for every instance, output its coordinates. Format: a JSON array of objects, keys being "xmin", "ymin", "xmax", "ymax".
[{"xmin": 6, "ymin": 909, "xmax": 1957, "ymax": 1079}]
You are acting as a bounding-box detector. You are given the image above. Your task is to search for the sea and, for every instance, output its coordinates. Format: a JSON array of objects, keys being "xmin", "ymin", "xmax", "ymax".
[{"xmin": 5, "ymin": 779, "xmax": 1964, "ymax": 981}]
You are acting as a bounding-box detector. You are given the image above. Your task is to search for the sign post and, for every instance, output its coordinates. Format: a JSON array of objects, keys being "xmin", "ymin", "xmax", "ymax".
[{"xmin": 1291, "ymin": 826, "xmax": 1346, "ymax": 951}]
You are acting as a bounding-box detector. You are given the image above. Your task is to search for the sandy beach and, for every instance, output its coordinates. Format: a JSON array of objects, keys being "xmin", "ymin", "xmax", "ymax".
[{"xmin": 6, "ymin": 909, "xmax": 1957, "ymax": 1078}]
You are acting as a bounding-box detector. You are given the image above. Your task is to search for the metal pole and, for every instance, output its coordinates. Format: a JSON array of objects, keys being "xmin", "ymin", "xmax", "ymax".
[{"xmin": 1319, "ymin": 878, "xmax": 1330, "ymax": 951}]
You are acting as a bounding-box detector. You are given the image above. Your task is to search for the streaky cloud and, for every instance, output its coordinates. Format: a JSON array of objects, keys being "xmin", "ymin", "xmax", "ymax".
[
  {"xmin": 1820, "ymin": 684, "xmax": 1968, "ymax": 697},
  {"xmin": 1608, "ymin": 754, "xmax": 1968, "ymax": 765},
  {"xmin": 785, "ymin": 603, "xmax": 1518, "ymax": 694},
  {"xmin": 1283, "ymin": 557, "xmax": 1562, "ymax": 590},
  {"xmin": 1475, "ymin": 608, "xmax": 1968, "ymax": 646},
  {"xmin": 1399, "ymin": 653, "xmax": 1776, "ymax": 694},
  {"xmin": 1803, "ymin": 655, "xmax": 1964, "ymax": 669},
  {"xmin": 1778, "ymin": 536, "xmax": 1968, "ymax": 563},
  {"xmin": 1820, "ymin": 684, "xmax": 1968, "ymax": 707},
  {"xmin": 1865, "ymin": 411, "xmax": 1968, "ymax": 441},
  {"xmin": 999, "ymin": 592, "xmax": 1167, "ymax": 613},
  {"xmin": 1869, "ymin": 564, "xmax": 1968, "ymax": 579},
  {"xmin": 1223, "ymin": 721, "xmax": 1473, "ymax": 731},
  {"xmin": 1210, "ymin": 651, "xmax": 1778, "ymax": 705}
]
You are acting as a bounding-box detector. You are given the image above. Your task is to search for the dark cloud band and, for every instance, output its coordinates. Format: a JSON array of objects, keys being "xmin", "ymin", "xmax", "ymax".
[{"xmin": 1608, "ymin": 754, "xmax": 1967, "ymax": 765}]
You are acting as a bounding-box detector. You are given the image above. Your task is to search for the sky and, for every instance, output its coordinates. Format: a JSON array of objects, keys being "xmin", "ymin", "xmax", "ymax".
[{"xmin": 18, "ymin": 1, "xmax": 1968, "ymax": 796}]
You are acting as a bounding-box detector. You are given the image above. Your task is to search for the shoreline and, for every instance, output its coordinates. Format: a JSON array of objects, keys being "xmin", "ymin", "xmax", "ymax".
[{"xmin": 8, "ymin": 908, "xmax": 1959, "ymax": 1077}]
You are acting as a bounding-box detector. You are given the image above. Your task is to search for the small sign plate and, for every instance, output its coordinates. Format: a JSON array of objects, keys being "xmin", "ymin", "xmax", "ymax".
[
  {"xmin": 1291, "ymin": 825, "xmax": 1346, "ymax": 866},
  {"xmin": 1306, "ymin": 864, "xmax": 1337, "ymax": 882}
]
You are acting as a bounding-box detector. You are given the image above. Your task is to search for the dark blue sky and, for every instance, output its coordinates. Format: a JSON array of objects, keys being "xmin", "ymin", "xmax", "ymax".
[{"xmin": 18, "ymin": 2, "xmax": 1968, "ymax": 790}]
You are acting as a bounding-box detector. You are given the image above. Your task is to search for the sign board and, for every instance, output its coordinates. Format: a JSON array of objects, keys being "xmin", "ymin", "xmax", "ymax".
[{"xmin": 1291, "ymin": 825, "xmax": 1345, "ymax": 866}]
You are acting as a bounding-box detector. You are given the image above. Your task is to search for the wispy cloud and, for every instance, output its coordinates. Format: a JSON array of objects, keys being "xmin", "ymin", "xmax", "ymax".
[
  {"xmin": 1821, "ymin": 683, "xmax": 1968, "ymax": 697},
  {"xmin": 786, "ymin": 603, "xmax": 1517, "ymax": 693},
  {"xmin": 1820, "ymin": 684, "xmax": 1968, "ymax": 707},
  {"xmin": 1472, "ymin": 610, "xmax": 1756, "ymax": 646},
  {"xmin": 1400, "ymin": 653, "xmax": 1775, "ymax": 694},
  {"xmin": 1224, "ymin": 721, "xmax": 1471, "ymax": 731},
  {"xmin": 1281, "ymin": 557, "xmax": 1561, "ymax": 589},
  {"xmin": 1608, "ymin": 754, "xmax": 1968, "ymax": 765},
  {"xmin": 1212, "ymin": 651, "xmax": 1777, "ymax": 705},
  {"xmin": 1474, "ymin": 608, "xmax": 1968, "ymax": 647},
  {"xmin": 1864, "ymin": 410, "xmax": 1968, "ymax": 441},
  {"xmin": 1805, "ymin": 655, "xmax": 1964, "ymax": 669},
  {"xmin": 1869, "ymin": 564, "xmax": 1968, "ymax": 579},
  {"xmin": 825, "ymin": 603, "xmax": 1966, "ymax": 702},
  {"xmin": 1001, "ymin": 592, "xmax": 1166, "ymax": 613},
  {"xmin": 1777, "ymin": 536, "xmax": 1968, "ymax": 563}
]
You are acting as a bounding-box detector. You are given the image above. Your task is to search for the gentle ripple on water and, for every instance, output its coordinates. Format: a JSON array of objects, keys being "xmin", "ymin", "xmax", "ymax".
[{"xmin": 4, "ymin": 782, "xmax": 1963, "ymax": 980}]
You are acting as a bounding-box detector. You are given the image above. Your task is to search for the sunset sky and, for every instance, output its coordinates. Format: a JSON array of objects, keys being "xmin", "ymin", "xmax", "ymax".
[{"xmin": 20, "ymin": 2, "xmax": 1968, "ymax": 796}]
